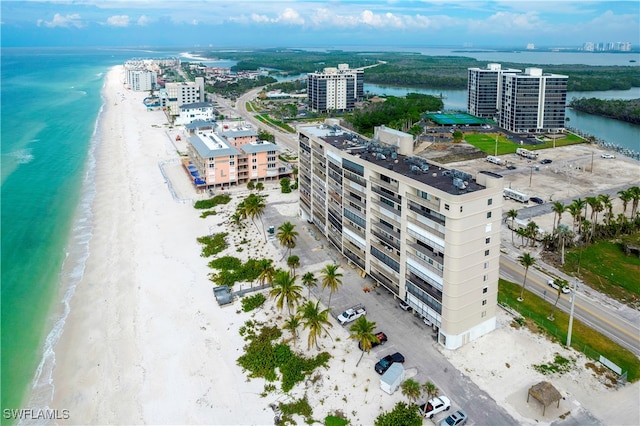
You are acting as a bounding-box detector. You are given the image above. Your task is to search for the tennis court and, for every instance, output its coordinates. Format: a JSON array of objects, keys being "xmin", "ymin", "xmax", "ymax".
[{"xmin": 425, "ymin": 113, "xmax": 490, "ymax": 125}]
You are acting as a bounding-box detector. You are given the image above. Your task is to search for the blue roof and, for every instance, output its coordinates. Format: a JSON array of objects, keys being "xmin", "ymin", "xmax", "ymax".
[{"xmin": 242, "ymin": 141, "xmax": 279, "ymax": 153}]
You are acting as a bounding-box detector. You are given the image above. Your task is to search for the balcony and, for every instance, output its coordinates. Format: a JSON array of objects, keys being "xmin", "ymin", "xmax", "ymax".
[{"xmin": 371, "ymin": 185, "xmax": 401, "ymax": 205}]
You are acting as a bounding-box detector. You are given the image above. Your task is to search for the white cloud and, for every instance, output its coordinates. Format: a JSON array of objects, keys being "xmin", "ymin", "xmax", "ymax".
[
  {"xmin": 37, "ymin": 13, "xmax": 84, "ymax": 28},
  {"xmin": 469, "ymin": 11, "xmax": 545, "ymax": 33},
  {"xmin": 276, "ymin": 7, "xmax": 304, "ymax": 25},
  {"xmin": 137, "ymin": 15, "xmax": 150, "ymax": 26},
  {"xmin": 106, "ymin": 15, "xmax": 130, "ymax": 27}
]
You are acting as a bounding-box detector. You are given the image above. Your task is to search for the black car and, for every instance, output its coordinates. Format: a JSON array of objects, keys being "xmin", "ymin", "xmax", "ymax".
[
  {"xmin": 529, "ymin": 196, "xmax": 544, "ymax": 204},
  {"xmin": 540, "ymin": 159, "xmax": 552, "ymax": 164},
  {"xmin": 506, "ymin": 165, "xmax": 517, "ymax": 170},
  {"xmin": 375, "ymin": 352, "xmax": 405, "ymax": 374},
  {"xmin": 359, "ymin": 332, "xmax": 387, "ymax": 350}
]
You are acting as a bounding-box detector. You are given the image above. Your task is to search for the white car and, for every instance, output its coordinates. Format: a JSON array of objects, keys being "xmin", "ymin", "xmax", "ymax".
[
  {"xmin": 419, "ymin": 395, "xmax": 451, "ymax": 418},
  {"xmin": 548, "ymin": 279, "xmax": 570, "ymax": 294},
  {"xmin": 601, "ymin": 153, "xmax": 615, "ymax": 159}
]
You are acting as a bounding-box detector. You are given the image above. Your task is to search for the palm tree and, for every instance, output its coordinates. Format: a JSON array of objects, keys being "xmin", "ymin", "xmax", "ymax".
[
  {"xmin": 551, "ymin": 201, "xmax": 566, "ymax": 232},
  {"xmin": 618, "ymin": 188, "xmax": 632, "ymax": 219},
  {"xmin": 277, "ymin": 221, "xmax": 298, "ymax": 259},
  {"xmin": 301, "ymin": 272, "xmax": 317, "ymax": 298},
  {"xmin": 566, "ymin": 202, "xmax": 581, "ymax": 234},
  {"xmin": 320, "ymin": 263, "xmax": 343, "ymax": 310},
  {"xmin": 548, "ymin": 278, "xmax": 569, "ymax": 321},
  {"xmin": 243, "ymin": 193, "xmax": 267, "ymax": 242},
  {"xmin": 348, "ymin": 316, "xmax": 378, "ymax": 366},
  {"xmin": 585, "ymin": 196, "xmax": 601, "ymax": 237},
  {"xmin": 525, "ymin": 221, "xmax": 539, "ymax": 247},
  {"xmin": 517, "ymin": 252, "xmax": 536, "ymax": 302},
  {"xmin": 298, "ymin": 300, "xmax": 332, "ymax": 351},
  {"xmin": 229, "ymin": 211, "xmax": 244, "ymax": 229},
  {"xmin": 556, "ymin": 224, "xmax": 573, "ymax": 266},
  {"xmin": 629, "ymin": 186, "xmax": 640, "ymax": 218},
  {"xmin": 270, "ymin": 269, "xmax": 303, "ymax": 315},
  {"xmin": 256, "ymin": 259, "xmax": 276, "ymax": 288},
  {"xmin": 506, "ymin": 209, "xmax": 518, "ymax": 244},
  {"xmin": 283, "ymin": 315, "xmax": 301, "ymax": 348},
  {"xmin": 287, "ymin": 255, "xmax": 300, "ymax": 276},
  {"xmin": 421, "ymin": 381, "xmax": 439, "ymax": 417},
  {"xmin": 570, "ymin": 198, "xmax": 586, "ymax": 234},
  {"xmin": 401, "ymin": 378, "xmax": 422, "ymax": 405},
  {"xmin": 255, "ymin": 182, "xmax": 264, "ymax": 192},
  {"xmin": 598, "ymin": 194, "xmax": 613, "ymax": 227}
]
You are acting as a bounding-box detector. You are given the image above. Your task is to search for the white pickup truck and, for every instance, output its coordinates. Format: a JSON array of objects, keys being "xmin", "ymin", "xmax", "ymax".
[{"xmin": 337, "ymin": 304, "xmax": 366, "ymax": 325}]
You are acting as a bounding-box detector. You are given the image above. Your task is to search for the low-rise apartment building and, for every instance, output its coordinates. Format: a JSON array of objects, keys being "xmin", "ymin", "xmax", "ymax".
[
  {"xmin": 185, "ymin": 121, "xmax": 288, "ymax": 188},
  {"xmin": 298, "ymin": 121, "xmax": 504, "ymax": 349}
]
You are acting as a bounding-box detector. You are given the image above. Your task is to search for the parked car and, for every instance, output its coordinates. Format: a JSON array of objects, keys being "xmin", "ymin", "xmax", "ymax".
[
  {"xmin": 440, "ymin": 410, "xmax": 468, "ymax": 426},
  {"xmin": 548, "ymin": 279, "xmax": 571, "ymax": 294},
  {"xmin": 529, "ymin": 196, "xmax": 544, "ymax": 204},
  {"xmin": 506, "ymin": 165, "xmax": 517, "ymax": 170},
  {"xmin": 601, "ymin": 153, "xmax": 615, "ymax": 159},
  {"xmin": 374, "ymin": 352, "xmax": 405, "ymax": 374},
  {"xmin": 398, "ymin": 300, "xmax": 411, "ymax": 311},
  {"xmin": 422, "ymin": 316, "xmax": 433, "ymax": 327},
  {"xmin": 540, "ymin": 158, "xmax": 552, "ymax": 164},
  {"xmin": 359, "ymin": 332, "xmax": 387, "ymax": 350},
  {"xmin": 419, "ymin": 395, "xmax": 451, "ymax": 418}
]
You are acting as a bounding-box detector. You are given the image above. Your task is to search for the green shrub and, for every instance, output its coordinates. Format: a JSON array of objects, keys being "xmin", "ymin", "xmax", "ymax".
[
  {"xmin": 199, "ymin": 210, "xmax": 217, "ymax": 218},
  {"xmin": 209, "ymin": 256, "xmax": 242, "ymax": 270},
  {"xmin": 194, "ymin": 194, "xmax": 231, "ymax": 209},
  {"xmin": 197, "ymin": 233, "xmax": 228, "ymax": 257},
  {"xmin": 241, "ymin": 293, "xmax": 266, "ymax": 312}
]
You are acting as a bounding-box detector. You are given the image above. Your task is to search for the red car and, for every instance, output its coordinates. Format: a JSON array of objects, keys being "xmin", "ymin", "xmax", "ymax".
[{"xmin": 359, "ymin": 332, "xmax": 387, "ymax": 350}]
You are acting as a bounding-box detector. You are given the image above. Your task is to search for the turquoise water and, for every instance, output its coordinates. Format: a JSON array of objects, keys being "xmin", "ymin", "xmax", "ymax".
[{"xmin": 0, "ymin": 47, "xmax": 139, "ymax": 415}]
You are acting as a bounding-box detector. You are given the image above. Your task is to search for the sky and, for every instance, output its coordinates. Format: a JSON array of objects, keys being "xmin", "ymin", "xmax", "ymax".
[{"xmin": 1, "ymin": 1, "xmax": 639, "ymax": 49}]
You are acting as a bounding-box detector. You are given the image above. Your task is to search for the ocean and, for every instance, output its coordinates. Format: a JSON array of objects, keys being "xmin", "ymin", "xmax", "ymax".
[
  {"xmin": 0, "ymin": 47, "xmax": 156, "ymax": 416},
  {"xmin": 1, "ymin": 46, "xmax": 638, "ymax": 417}
]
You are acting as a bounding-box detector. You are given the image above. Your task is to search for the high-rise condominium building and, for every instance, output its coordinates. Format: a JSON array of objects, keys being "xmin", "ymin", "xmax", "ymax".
[
  {"xmin": 499, "ymin": 68, "xmax": 568, "ymax": 134},
  {"xmin": 467, "ymin": 63, "xmax": 521, "ymax": 119},
  {"xmin": 468, "ymin": 64, "xmax": 568, "ymax": 134},
  {"xmin": 125, "ymin": 69, "xmax": 158, "ymax": 92},
  {"xmin": 298, "ymin": 121, "xmax": 504, "ymax": 349},
  {"xmin": 307, "ymin": 64, "xmax": 364, "ymax": 113}
]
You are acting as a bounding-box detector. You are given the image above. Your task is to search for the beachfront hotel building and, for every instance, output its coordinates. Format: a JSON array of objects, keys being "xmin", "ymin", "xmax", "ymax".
[
  {"xmin": 184, "ymin": 121, "xmax": 290, "ymax": 188},
  {"xmin": 468, "ymin": 64, "xmax": 568, "ymax": 134},
  {"xmin": 297, "ymin": 120, "xmax": 504, "ymax": 349},
  {"xmin": 467, "ymin": 63, "xmax": 521, "ymax": 119},
  {"xmin": 307, "ymin": 64, "xmax": 364, "ymax": 113},
  {"xmin": 161, "ymin": 77, "xmax": 205, "ymax": 117}
]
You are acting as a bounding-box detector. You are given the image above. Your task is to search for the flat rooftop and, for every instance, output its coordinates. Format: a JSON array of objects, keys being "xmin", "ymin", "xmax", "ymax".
[{"xmin": 300, "ymin": 124, "xmax": 489, "ymax": 195}]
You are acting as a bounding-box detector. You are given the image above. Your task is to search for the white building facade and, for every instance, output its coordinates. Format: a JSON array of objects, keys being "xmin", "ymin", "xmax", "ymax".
[
  {"xmin": 307, "ymin": 64, "xmax": 364, "ymax": 113},
  {"xmin": 298, "ymin": 121, "xmax": 504, "ymax": 350}
]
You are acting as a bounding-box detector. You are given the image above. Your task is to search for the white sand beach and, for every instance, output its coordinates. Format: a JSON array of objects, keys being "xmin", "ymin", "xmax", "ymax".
[{"xmin": 43, "ymin": 65, "xmax": 639, "ymax": 426}]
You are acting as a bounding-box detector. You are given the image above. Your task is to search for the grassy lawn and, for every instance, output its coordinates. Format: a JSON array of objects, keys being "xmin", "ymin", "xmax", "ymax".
[
  {"xmin": 255, "ymin": 113, "xmax": 296, "ymax": 133},
  {"xmin": 498, "ymin": 278, "xmax": 640, "ymax": 382},
  {"xmin": 562, "ymin": 239, "xmax": 640, "ymax": 302},
  {"xmin": 464, "ymin": 132, "xmax": 586, "ymax": 155}
]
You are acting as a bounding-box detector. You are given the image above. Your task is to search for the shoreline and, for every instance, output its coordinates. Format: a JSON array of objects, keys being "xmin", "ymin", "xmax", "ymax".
[{"xmin": 43, "ymin": 66, "xmax": 270, "ymax": 424}]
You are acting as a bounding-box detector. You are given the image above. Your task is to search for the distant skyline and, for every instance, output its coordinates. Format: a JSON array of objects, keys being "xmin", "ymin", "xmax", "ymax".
[{"xmin": 1, "ymin": 1, "xmax": 638, "ymax": 49}]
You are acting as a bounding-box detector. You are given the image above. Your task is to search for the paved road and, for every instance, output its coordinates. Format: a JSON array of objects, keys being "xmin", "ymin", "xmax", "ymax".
[{"xmin": 500, "ymin": 255, "xmax": 640, "ymax": 357}]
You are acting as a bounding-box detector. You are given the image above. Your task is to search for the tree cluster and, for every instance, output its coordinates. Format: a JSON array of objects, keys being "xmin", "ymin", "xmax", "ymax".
[
  {"xmin": 347, "ymin": 93, "xmax": 443, "ymax": 136},
  {"xmin": 569, "ymin": 97, "xmax": 640, "ymax": 124}
]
